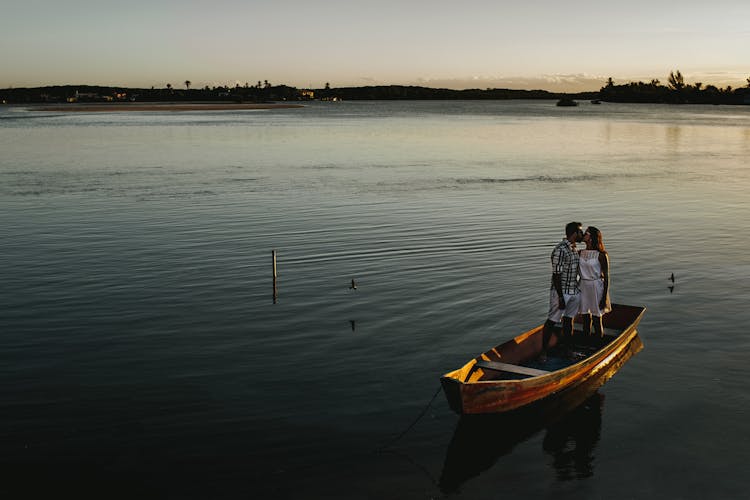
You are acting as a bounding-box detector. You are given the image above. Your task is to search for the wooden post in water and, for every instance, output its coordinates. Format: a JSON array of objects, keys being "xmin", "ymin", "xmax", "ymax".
[
  {"xmin": 272, "ymin": 249, "xmax": 278, "ymax": 303},
  {"xmin": 272, "ymin": 249, "xmax": 278, "ymax": 279}
]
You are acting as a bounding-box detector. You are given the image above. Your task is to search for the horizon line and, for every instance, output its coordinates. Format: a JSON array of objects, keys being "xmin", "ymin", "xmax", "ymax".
[{"xmin": 3, "ymin": 69, "xmax": 750, "ymax": 94}]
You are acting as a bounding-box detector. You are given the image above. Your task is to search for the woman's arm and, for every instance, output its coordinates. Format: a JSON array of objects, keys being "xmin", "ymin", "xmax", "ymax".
[{"xmin": 599, "ymin": 252, "xmax": 610, "ymax": 309}]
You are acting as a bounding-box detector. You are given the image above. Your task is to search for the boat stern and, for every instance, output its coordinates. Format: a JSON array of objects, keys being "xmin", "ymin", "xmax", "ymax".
[{"xmin": 440, "ymin": 375, "xmax": 464, "ymax": 414}]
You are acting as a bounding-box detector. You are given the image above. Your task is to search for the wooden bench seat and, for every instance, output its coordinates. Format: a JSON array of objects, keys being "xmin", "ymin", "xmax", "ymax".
[{"xmin": 474, "ymin": 360, "xmax": 550, "ymax": 377}]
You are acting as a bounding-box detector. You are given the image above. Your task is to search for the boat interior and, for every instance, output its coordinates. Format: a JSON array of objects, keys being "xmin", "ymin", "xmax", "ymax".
[
  {"xmin": 444, "ymin": 304, "xmax": 645, "ymax": 384},
  {"xmin": 463, "ymin": 325, "xmax": 621, "ymax": 383}
]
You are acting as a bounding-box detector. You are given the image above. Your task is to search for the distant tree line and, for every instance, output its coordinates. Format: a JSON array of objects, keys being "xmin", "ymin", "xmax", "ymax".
[
  {"xmin": 0, "ymin": 82, "xmax": 303, "ymax": 104},
  {"xmin": 2, "ymin": 72, "xmax": 750, "ymax": 104},
  {"xmin": 0, "ymin": 83, "xmax": 596, "ymax": 104},
  {"xmin": 314, "ymin": 85, "xmax": 596, "ymax": 100},
  {"xmin": 599, "ymin": 71, "xmax": 750, "ymax": 104}
]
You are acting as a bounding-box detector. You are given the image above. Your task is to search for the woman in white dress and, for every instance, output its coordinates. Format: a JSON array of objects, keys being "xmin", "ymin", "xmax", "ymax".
[{"xmin": 579, "ymin": 226, "xmax": 611, "ymax": 337}]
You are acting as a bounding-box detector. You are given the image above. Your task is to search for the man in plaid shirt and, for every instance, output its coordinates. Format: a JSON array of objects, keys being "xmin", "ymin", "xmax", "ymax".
[{"xmin": 542, "ymin": 221, "xmax": 584, "ymax": 358}]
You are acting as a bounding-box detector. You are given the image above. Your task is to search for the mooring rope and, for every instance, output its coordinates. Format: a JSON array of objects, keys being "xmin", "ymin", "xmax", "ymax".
[{"xmin": 377, "ymin": 384, "xmax": 443, "ymax": 452}]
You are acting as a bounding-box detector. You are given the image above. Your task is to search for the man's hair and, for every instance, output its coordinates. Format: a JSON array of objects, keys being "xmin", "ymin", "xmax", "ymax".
[{"xmin": 565, "ymin": 221, "xmax": 582, "ymax": 237}]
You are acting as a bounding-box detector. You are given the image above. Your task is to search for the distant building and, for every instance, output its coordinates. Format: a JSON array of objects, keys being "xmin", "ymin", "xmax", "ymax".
[
  {"xmin": 66, "ymin": 90, "xmax": 126, "ymax": 102},
  {"xmin": 68, "ymin": 91, "xmax": 101, "ymax": 102},
  {"xmin": 299, "ymin": 89, "xmax": 314, "ymax": 99}
]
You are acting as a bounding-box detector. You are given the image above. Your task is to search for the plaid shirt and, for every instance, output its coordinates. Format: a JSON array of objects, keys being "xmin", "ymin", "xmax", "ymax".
[{"xmin": 550, "ymin": 239, "xmax": 580, "ymax": 295}]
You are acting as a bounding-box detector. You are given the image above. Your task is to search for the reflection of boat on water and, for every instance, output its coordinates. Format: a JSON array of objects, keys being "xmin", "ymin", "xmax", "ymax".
[
  {"xmin": 440, "ymin": 304, "xmax": 645, "ymax": 414},
  {"xmin": 439, "ymin": 382, "xmax": 605, "ymax": 493},
  {"xmin": 556, "ymin": 97, "xmax": 578, "ymax": 107}
]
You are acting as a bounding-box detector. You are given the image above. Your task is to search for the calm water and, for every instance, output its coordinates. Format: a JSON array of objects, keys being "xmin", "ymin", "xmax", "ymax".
[{"xmin": 2, "ymin": 101, "xmax": 749, "ymax": 499}]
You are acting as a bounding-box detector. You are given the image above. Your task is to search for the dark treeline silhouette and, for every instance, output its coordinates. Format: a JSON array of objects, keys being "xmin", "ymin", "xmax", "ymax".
[
  {"xmin": 0, "ymin": 83, "xmax": 302, "ymax": 104},
  {"xmin": 314, "ymin": 85, "xmax": 597, "ymax": 101},
  {"xmin": 3, "ymin": 72, "xmax": 749, "ymax": 104},
  {"xmin": 599, "ymin": 71, "xmax": 750, "ymax": 104},
  {"xmin": 0, "ymin": 83, "xmax": 596, "ymax": 104}
]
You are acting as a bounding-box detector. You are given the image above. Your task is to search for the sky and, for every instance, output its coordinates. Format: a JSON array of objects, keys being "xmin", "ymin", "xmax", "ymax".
[{"xmin": 2, "ymin": 0, "xmax": 749, "ymax": 92}]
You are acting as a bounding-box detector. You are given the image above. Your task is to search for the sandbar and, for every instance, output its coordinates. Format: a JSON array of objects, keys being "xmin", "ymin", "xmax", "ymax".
[{"xmin": 33, "ymin": 103, "xmax": 304, "ymax": 112}]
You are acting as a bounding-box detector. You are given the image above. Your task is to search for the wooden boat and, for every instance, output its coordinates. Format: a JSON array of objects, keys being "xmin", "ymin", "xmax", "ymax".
[{"xmin": 440, "ymin": 303, "xmax": 645, "ymax": 414}]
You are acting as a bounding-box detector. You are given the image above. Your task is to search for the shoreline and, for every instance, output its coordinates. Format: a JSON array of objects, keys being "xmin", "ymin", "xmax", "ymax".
[{"xmin": 31, "ymin": 102, "xmax": 304, "ymax": 112}]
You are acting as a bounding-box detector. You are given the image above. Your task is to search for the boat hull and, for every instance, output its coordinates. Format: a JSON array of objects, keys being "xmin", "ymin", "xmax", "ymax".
[{"xmin": 441, "ymin": 304, "xmax": 645, "ymax": 414}]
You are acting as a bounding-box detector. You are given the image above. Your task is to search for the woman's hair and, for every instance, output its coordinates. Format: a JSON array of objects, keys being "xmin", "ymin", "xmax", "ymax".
[{"xmin": 587, "ymin": 226, "xmax": 606, "ymax": 253}]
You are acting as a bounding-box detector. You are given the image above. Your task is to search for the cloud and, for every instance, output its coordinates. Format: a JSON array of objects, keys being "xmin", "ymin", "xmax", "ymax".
[
  {"xmin": 357, "ymin": 76, "xmax": 381, "ymax": 85},
  {"xmin": 408, "ymin": 70, "xmax": 750, "ymax": 92},
  {"xmin": 410, "ymin": 74, "xmax": 610, "ymax": 92}
]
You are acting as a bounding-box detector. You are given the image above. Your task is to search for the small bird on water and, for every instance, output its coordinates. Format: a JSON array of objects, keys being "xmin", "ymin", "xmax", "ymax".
[
  {"xmin": 349, "ymin": 279, "xmax": 357, "ymax": 290},
  {"xmin": 669, "ymin": 273, "xmax": 675, "ymax": 282}
]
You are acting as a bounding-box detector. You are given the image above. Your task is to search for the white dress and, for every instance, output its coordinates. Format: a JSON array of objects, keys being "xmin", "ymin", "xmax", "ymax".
[{"xmin": 578, "ymin": 250, "xmax": 611, "ymax": 316}]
